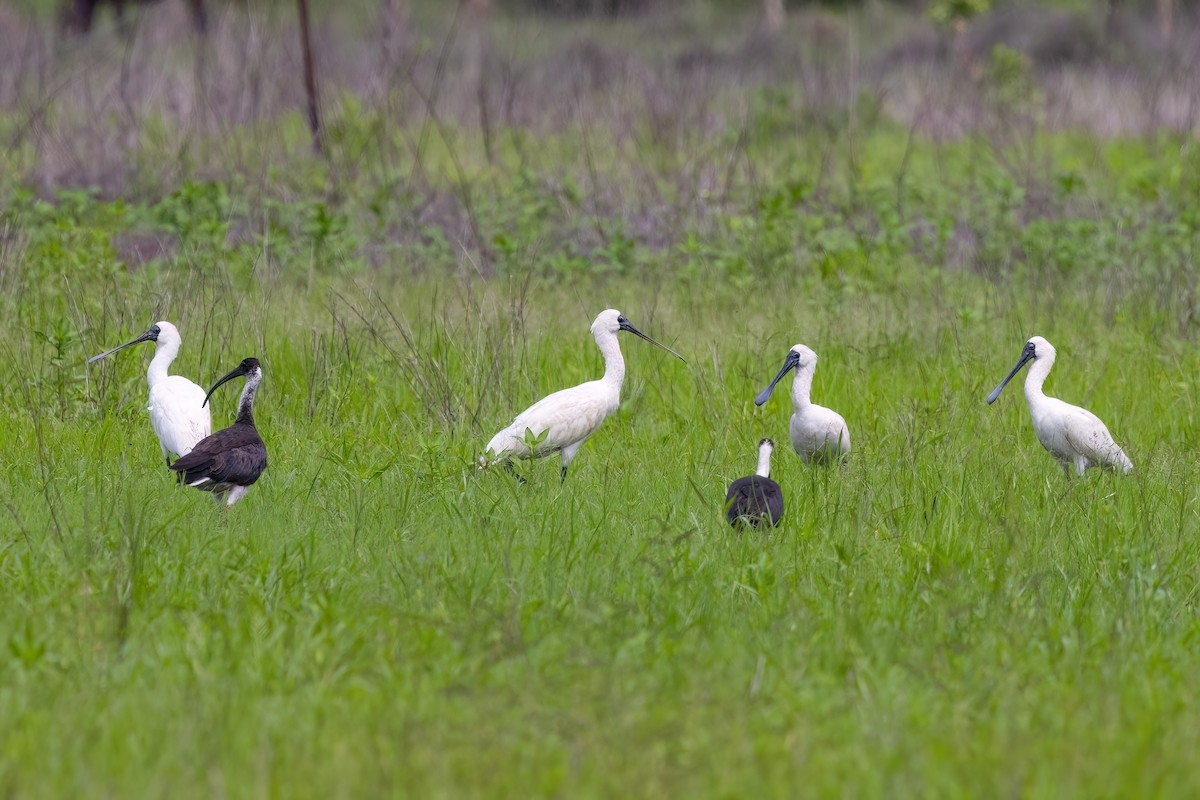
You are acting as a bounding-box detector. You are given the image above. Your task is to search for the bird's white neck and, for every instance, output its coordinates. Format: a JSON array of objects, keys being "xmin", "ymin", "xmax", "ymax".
[
  {"xmin": 147, "ymin": 335, "xmax": 181, "ymax": 387},
  {"xmin": 791, "ymin": 362, "xmax": 815, "ymax": 409},
  {"xmin": 756, "ymin": 447, "xmax": 773, "ymax": 478},
  {"xmin": 1024, "ymin": 353, "xmax": 1055, "ymax": 404},
  {"xmin": 237, "ymin": 375, "xmax": 260, "ymax": 425},
  {"xmin": 596, "ymin": 329, "xmax": 625, "ymax": 388}
]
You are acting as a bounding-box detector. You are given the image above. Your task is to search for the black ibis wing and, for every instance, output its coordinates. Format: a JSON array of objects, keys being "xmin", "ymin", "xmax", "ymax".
[
  {"xmin": 170, "ymin": 424, "xmax": 267, "ymax": 487},
  {"xmin": 724, "ymin": 476, "xmax": 784, "ymax": 528}
]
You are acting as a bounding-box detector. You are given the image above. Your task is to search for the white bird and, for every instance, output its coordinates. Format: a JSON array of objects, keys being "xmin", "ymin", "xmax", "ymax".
[
  {"xmin": 484, "ymin": 309, "xmax": 686, "ymax": 481},
  {"xmin": 987, "ymin": 335, "xmax": 1133, "ymax": 476},
  {"xmin": 87, "ymin": 321, "xmax": 212, "ymax": 466},
  {"xmin": 754, "ymin": 344, "xmax": 850, "ymax": 464}
]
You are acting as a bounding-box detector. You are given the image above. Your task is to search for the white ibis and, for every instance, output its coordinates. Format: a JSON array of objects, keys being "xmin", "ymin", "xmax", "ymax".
[
  {"xmin": 725, "ymin": 438, "xmax": 784, "ymax": 528},
  {"xmin": 987, "ymin": 336, "xmax": 1133, "ymax": 476},
  {"xmin": 169, "ymin": 358, "xmax": 268, "ymax": 506},
  {"xmin": 87, "ymin": 320, "xmax": 211, "ymax": 466},
  {"xmin": 484, "ymin": 309, "xmax": 685, "ymax": 481},
  {"xmin": 754, "ymin": 344, "xmax": 850, "ymax": 464}
]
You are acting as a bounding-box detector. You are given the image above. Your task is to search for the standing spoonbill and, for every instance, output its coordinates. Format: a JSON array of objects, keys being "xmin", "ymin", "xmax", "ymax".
[
  {"xmin": 170, "ymin": 358, "xmax": 268, "ymax": 506},
  {"xmin": 725, "ymin": 438, "xmax": 784, "ymax": 528},
  {"xmin": 484, "ymin": 309, "xmax": 685, "ymax": 481},
  {"xmin": 754, "ymin": 344, "xmax": 850, "ymax": 464},
  {"xmin": 87, "ymin": 321, "xmax": 211, "ymax": 466},
  {"xmin": 987, "ymin": 336, "xmax": 1133, "ymax": 476}
]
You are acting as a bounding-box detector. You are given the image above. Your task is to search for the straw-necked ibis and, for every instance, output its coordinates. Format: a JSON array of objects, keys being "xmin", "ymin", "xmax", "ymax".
[
  {"xmin": 170, "ymin": 357, "xmax": 268, "ymax": 506},
  {"xmin": 725, "ymin": 438, "xmax": 784, "ymax": 528}
]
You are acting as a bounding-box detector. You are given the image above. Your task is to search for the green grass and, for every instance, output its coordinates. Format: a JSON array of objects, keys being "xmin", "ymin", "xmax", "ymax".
[
  {"xmin": 3, "ymin": 249, "xmax": 1200, "ymax": 795},
  {"xmin": 4, "ymin": 3, "xmax": 1200, "ymax": 794}
]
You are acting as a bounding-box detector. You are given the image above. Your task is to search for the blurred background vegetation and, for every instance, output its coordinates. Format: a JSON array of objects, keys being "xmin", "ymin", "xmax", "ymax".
[{"xmin": 0, "ymin": 0, "xmax": 1196, "ymax": 289}]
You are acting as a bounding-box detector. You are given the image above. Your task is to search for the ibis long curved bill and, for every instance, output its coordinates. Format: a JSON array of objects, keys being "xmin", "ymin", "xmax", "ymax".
[
  {"xmin": 203, "ymin": 361, "xmax": 254, "ymax": 407},
  {"xmin": 618, "ymin": 318, "xmax": 686, "ymax": 363},
  {"xmin": 754, "ymin": 350, "xmax": 800, "ymax": 406},
  {"xmin": 986, "ymin": 341, "xmax": 1037, "ymax": 405},
  {"xmin": 87, "ymin": 327, "xmax": 158, "ymax": 363}
]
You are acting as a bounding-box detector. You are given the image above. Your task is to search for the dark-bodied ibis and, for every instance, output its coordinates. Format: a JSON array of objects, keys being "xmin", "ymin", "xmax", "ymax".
[
  {"xmin": 755, "ymin": 344, "xmax": 850, "ymax": 465},
  {"xmin": 170, "ymin": 357, "xmax": 268, "ymax": 506},
  {"xmin": 987, "ymin": 336, "xmax": 1133, "ymax": 476},
  {"xmin": 484, "ymin": 309, "xmax": 685, "ymax": 481},
  {"xmin": 725, "ymin": 438, "xmax": 784, "ymax": 528},
  {"xmin": 87, "ymin": 321, "xmax": 211, "ymax": 465}
]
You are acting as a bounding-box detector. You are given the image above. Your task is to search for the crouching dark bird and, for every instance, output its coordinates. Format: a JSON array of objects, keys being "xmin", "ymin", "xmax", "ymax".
[
  {"xmin": 725, "ymin": 438, "xmax": 784, "ymax": 528},
  {"xmin": 169, "ymin": 357, "xmax": 267, "ymax": 507}
]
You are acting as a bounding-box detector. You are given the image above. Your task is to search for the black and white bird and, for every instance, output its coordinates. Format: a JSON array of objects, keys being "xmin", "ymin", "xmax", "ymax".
[
  {"xmin": 169, "ymin": 357, "xmax": 267, "ymax": 507},
  {"xmin": 724, "ymin": 438, "xmax": 784, "ymax": 528}
]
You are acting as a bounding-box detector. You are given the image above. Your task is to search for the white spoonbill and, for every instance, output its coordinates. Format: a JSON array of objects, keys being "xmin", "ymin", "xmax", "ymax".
[
  {"xmin": 484, "ymin": 309, "xmax": 685, "ymax": 481},
  {"xmin": 987, "ymin": 335, "xmax": 1132, "ymax": 476},
  {"xmin": 87, "ymin": 321, "xmax": 211, "ymax": 466},
  {"xmin": 725, "ymin": 438, "xmax": 784, "ymax": 528},
  {"xmin": 754, "ymin": 344, "xmax": 850, "ymax": 464},
  {"xmin": 171, "ymin": 357, "xmax": 268, "ymax": 507}
]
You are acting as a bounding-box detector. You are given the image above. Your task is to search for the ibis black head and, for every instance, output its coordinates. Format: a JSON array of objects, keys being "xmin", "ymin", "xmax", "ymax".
[
  {"xmin": 204, "ymin": 357, "xmax": 261, "ymax": 408},
  {"xmin": 987, "ymin": 336, "xmax": 1052, "ymax": 405},
  {"xmin": 86, "ymin": 323, "xmax": 162, "ymax": 363},
  {"xmin": 597, "ymin": 309, "xmax": 687, "ymax": 363}
]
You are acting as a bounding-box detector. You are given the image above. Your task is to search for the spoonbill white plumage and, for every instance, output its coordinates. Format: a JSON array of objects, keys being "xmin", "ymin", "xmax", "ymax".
[
  {"xmin": 87, "ymin": 321, "xmax": 211, "ymax": 465},
  {"xmin": 754, "ymin": 344, "xmax": 850, "ymax": 464},
  {"xmin": 725, "ymin": 438, "xmax": 784, "ymax": 528},
  {"xmin": 987, "ymin": 336, "xmax": 1133, "ymax": 476},
  {"xmin": 484, "ymin": 309, "xmax": 685, "ymax": 481},
  {"xmin": 170, "ymin": 358, "xmax": 268, "ymax": 506}
]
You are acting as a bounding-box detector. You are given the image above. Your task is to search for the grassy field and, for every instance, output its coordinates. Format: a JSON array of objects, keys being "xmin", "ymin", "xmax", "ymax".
[{"xmin": 3, "ymin": 0, "xmax": 1200, "ymax": 796}]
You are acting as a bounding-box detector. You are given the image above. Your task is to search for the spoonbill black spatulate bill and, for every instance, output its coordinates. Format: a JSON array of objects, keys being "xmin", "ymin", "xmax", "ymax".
[
  {"xmin": 170, "ymin": 358, "xmax": 268, "ymax": 506},
  {"xmin": 987, "ymin": 336, "xmax": 1133, "ymax": 476},
  {"xmin": 484, "ymin": 309, "xmax": 686, "ymax": 481},
  {"xmin": 755, "ymin": 344, "xmax": 850, "ymax": 464},
  {"xmin": 725, "ymin": 438, "xmax": 784, "ymax": 528},
  {"xmin": 87, "ymin": 321, "xmax": 211, "ymax": 465}
]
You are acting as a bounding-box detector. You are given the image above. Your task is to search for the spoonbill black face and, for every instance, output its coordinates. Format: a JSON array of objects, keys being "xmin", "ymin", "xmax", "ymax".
[
  {"xmin": 616, "ymin": 314, "xmax": 687, "ymax": 363},
  {"xmin": 754, "ymin": 349, "xmax": 803, "ymax": 406},
  {"xmin": 986, "ymin": 340, "xmax": 1039, "ymax": 405},
  {"xmin": 86, "ymin": 323, "xmax": 162, "ymax": 363},
  {"xmin": 203, "ymin": 357, "xmax": 261, "ymax": 407}
]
